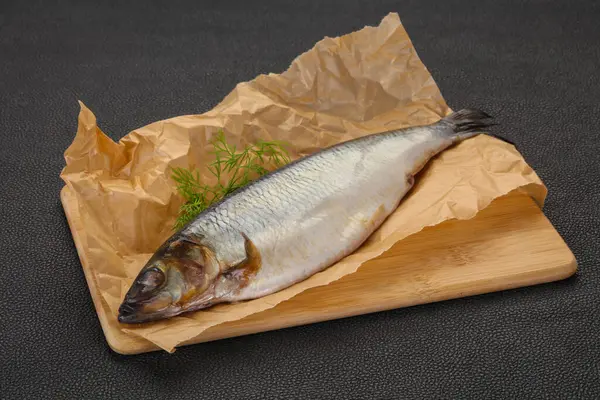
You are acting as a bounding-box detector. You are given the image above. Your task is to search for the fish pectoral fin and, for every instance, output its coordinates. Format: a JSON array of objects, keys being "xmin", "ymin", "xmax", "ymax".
[{"xmin": 223, "ymin": 232, "xmax": 262, "ymax": 287}]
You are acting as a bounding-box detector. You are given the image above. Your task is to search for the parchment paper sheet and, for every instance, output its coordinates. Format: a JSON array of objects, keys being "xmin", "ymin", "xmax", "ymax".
[{"xmin": 61, "ymin": 13, "xmax": 546, "ymax": 352}]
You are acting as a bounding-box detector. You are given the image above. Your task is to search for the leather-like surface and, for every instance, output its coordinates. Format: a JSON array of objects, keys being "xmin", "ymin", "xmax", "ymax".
[{"xmin": 1, "ymin": 1, "xmax": 599, "ymax": 398}]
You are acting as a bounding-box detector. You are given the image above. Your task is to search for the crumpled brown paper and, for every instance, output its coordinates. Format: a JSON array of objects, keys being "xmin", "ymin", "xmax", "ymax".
[{"xmin": 60, "ymin": 12, "xmax": 546, "ymax": 353}]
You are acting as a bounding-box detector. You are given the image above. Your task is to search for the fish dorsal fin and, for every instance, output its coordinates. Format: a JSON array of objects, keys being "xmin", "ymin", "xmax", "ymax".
[{"xmin": 224, "ymin": 232, "xmax": 262, "ymax": 287}]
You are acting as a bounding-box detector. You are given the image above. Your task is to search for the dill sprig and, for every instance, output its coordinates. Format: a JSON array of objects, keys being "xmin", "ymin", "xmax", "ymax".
[{"xmin": 171, "ymin": 131, "xmax": 291, "ymax": 230}]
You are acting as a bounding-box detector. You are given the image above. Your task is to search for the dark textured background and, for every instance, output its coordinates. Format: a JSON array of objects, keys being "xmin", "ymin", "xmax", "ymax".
[{"xmin": 1, "ymin": 0, "xmax": 599, "ymax": 398}]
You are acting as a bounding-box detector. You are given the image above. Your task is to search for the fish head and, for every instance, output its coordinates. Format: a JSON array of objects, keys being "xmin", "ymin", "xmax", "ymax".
[{"xmin": 117, "ymin": 237, "xmax": 221, "ymax": 324}]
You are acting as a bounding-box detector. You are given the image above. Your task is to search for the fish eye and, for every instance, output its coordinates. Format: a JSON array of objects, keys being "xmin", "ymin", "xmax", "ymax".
[{"xmin": 138, "ymin": 267, "xmax": 166, "ymax": 293}]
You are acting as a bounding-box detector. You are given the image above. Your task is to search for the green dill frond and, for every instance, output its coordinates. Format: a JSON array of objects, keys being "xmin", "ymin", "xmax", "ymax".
[{"xmin": 171, "ymin": 130, "xmax": 291, "ymax": 230}]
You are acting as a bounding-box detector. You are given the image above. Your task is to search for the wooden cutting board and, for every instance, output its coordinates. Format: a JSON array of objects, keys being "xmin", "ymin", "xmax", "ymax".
[{"xmin": 61, "ymin": 187, "xmax": 576, "ymax": 354}]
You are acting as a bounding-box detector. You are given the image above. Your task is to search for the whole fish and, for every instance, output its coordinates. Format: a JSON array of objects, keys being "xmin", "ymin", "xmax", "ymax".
[{"xmin": 118, "ymin": 108, "xmax": 494, "ymax": 323}]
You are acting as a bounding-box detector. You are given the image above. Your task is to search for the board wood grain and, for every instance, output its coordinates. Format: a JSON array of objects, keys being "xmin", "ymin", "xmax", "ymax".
[{"xmin": 61, "ymin": 187, "xmax": 576, "ymax": 354}]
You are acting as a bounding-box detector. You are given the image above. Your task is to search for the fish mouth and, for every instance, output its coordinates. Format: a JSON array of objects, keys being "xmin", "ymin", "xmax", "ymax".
[
  {"xmin": 117, "ymin": 302, "xmax": 146, "ymax": 324},
  {"xmin": 117, "ymin": 301, "xmax": 176, "ymax": 324},
  {"xmin": 117, "ymin": 291, "xmax": 218, "ymax": 324}
]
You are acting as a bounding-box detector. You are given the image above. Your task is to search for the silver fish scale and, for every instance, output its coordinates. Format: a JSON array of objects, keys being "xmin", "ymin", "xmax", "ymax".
[{"xmin": 183, "ymin": 123, "xmax": 455, "ymax": 301}]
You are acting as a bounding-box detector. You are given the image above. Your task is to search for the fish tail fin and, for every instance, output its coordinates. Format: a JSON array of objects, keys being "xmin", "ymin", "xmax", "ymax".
[
  {"xmin": 442, "ymin": 108, "xmax": 495, "ymax": 139},
  {"xmin": 442, "ymin": 108, "xmax": 515, "ymax": 146}
]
